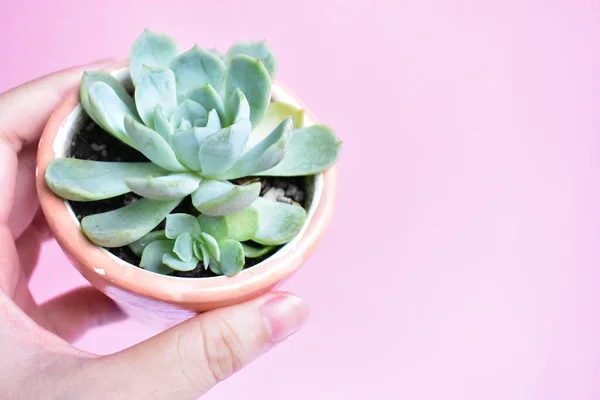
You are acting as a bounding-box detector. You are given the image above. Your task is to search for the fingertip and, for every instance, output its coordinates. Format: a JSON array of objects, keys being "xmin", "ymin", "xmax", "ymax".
[{"xmin": 260, "ymin": 292, "xmax": 311, "ymax": 343}]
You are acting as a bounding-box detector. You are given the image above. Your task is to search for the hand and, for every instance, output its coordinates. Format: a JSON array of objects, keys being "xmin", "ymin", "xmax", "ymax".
[{"xmin": 0, "ymin": 60, "xmax": 310, "ymax": 400}]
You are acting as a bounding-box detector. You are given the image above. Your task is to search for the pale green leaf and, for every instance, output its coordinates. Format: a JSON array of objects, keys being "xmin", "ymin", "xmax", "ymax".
[
  {"xmin": 170, "ymin": 45, "xmax": 227, "ymax": 99},
  {"xmin": 125, "ymin": 172, "xmax": 201, "ymax": 200},
  {"xmin": 251, "ymin": 197, "xmax": 307, "ymax": 245},
  {"xmin": 241, "ymin": 242, "xmax": 275, "ymax": 258},
  {"xmin": 197, "ymin": 125, "xmax": 249, "ymax": 177},
  {"xmin": 130, "ymin": 29, "xmax": 179, "ymax": 86},
  {"xmin": 129, "ymin": 230, "xmax": 167, "ymax": 257},
  {"xmin": 200, "ymin": 232, "xmax": 220, "ymax": 262},
  {"xmin": 140, "ymin": 239, "xmax": 176, "ymax": 275},
  {"xmin": 224, "ymin": 40, "xmax": 277, "ymax": 78},
  {"xmin": 134, "ymin": 66, "xmax": 178, "ymax": 128},
  {"xmin": 247, "ymin": 101, "xmax": 304, "ymax": 148},
  {"xmin": 80, "ymin": 71, "xmax": 137, "ymax": 121},
  {"xmin": 198, "ymin": 113, "xmax": 251, "ymax": 177},
  {"xmin": 221, "ymin": 206, "xmax": 259, "ymax": 241},
  {"xmin": 173, "ymin": 232, "xmax": 194, "ymax": 262},
  {"xmin": 192, "ymin": 241, "xmax": 203, "ymax": 259},
  {"xmin": 170, "ymin": 99, "xmax": 208, "ymax": 128},
  {"xmin": 212, "ymin": 239, "xmax": 245, "ymax": 276},
  {"xmin": 197, "ymin": 207, "xmax": 259, "ymax": 242},
  {"xmin": 163, "ymin": 252, "xmax": 199, "ymax": 271},
  {"xmin": 256, "ymin": 125, "xmax": 342, "ymax": 176},
  {"xmin": 171, "ymin": 124, "xmax": 220, "ymax": 171},
  {"xmin": 125, "ymin": 116, "xmax": 188, "ymax": 172},
  {"xmin": 153, "ymin": 105, "xmax": 174, "ymax": 140},
  {"xmin": 225, "ymin": 54, "xmax": 271, "ymax": 127},
  {"xmin": 209, "ymin": 259, "xmax": 222, "ymax": 275},
  {"xmin": 228, "ymin": 88, "xmax": 251, "ymax": 125},
  {"xmin": 165, "ymin": 213, "xmax": 201, "ymax": 239},
  {"xmin": 191, "ymin": 180, "xmax": 260, "ymax": 216},
  {"xmin": 81, "ymin": 198, "xmax": 181, "ymax": 247},
  {"xmin": 199, "ymin": 243, "xmax": 211, "ymax": 270},
  {"xmin": 86, "ymin": 82, "xmax": 138, "ymax": 147},
  {"xmin": 223, "ymin": 117, "xmax": 293, "ymax": 179},
  {"xmin": 171, "ymin": 129, "xmax": 201, "ymax": 171},
  {"xmin": 197, "ymin": 214, "xmax": 227, "ymax": 239},
  {"xmin": 205, "ymin": 109, "xmax": 222, "ymax": 130},
  {"xmin": 187, "ymin": 84, "xmax": 226, "ymax": 123},
  {"xmin": 45, "ymin": 158, "xmax": 166, "ymax": 201}
]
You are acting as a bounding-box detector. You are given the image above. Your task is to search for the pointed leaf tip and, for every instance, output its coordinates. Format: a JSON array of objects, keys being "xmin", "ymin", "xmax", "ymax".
[
  {"xmin": 256, "ymin": 125, "xmax": 342, "ymax": 176},
  {"xmin": 130, "ymin": 29, "xmax": 179, "ymax": 86},
  {"xmin": 225, "ymin": 54, "xmax": 271, "ymax": 128}
]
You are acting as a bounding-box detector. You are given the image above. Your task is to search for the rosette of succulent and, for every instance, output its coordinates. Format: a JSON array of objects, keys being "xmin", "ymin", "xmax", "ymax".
[{"xmin": 44, "ymin": 29, "xmax": 342, "ymax": 277}]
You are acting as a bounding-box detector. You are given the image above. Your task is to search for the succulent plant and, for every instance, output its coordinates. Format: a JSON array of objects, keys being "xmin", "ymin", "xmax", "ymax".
[{"xmin": 44, "ymin": 29, "xmax": 341, "ymax": 276}]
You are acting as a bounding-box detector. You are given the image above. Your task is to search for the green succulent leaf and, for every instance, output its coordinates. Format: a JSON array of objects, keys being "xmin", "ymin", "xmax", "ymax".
[
  {"xmin": 224, "ymin": 40, "xmax": 277, "ymax": 78},
  {"xmin": 124, "ymin": 172, "xmax": 201, "ymax": 200},
  {"xmin": 45, "ymin": 158, "xmax": 167, "ymax": 201},
  {"xmin": 125, "ymin": 116, "xmax": 188, "ymax": 172},
  {"xmin": 170, "ymin": 99, "xmax": 208, "ymax": 128},
  {"xmin": 205, "ymin": 109, "xmax": 222, "ymax": 130},
  {"xmin": 211, "ymin": 239, "xmax": 245, "ymax": 276},
  {"xmin": 250, "ymin": 197, "xmax": 307, "ymax": 245},
  {"xmin": 199, "ymin": 232, "xmax": 220, "ymax": 262},
  {"xmin": 192, "ymin": 240, "xmax": 203, "ymax": 259},
  {"xmin": 163, "ymin": 252, "xmax": 199, "ymax": 271},
  {"xmin": 225, "ymin": 54, "xmax": 271, "ymax": 127},
  {"xmin": 196, "ymin": 214, "xmax": 227, "ymax": 239},
  {"xmin": 86, "ymin": 82, "xmax": 139, "ymax": 147},
  {"xmin": 224, "ymin": 117, "xmax": 293, "ymax": 179},
  {"xmin": 171, "ymin": 122, "xmax": 221, "ymax": 171},
  {"xmin": 129, "ymin": 230, "xmax": 168, "ymax": 257},
  {"xmin": 81, "ymin": 71, "xmax": 138, "ymax": 120},
  {"xmin": 140, "ymin": 239, "xmax": 176, "ymax": 275},
  {"xmin": 199, "ymin": 243, "xmax": 211, "ymax": 270},
  {"xmin": 153, "ymin": 105, "xmax": 174, "ymax": 140},
  {"xmin": 197, "ymin": 206, "xmax": 259, "ymax": 242},
  {"xmin": 241, "ymin": 242, "xmax": 275, "ymax": 258},
  {"xmin": 228, "ymin": 88, "xmax": 251, "ymax": 125},
  {"xmin": 191, "ymin": 180, "xmax": 260, "ymax": 216},
  {"xmin": 81, "ymin": 198, "xmax": 181, "ymax": 247},
  {"xmin": 130, "ymin": 29, "xmax": 179, "ymax": 86},
  {"xmin": 171, "ymin": 129, "xmax": 201, "ymax": 171},
  {"xmin": 134, "ymin": 66, "xmax": 178, "ymax": 128},
  {"xmin": 209, "ymin": 259, "xmax": 222, "ymax": 275},
  {"xmin": 197, "ymin": 122, "xmax": 251, "ymax": 177},
  {"xmin": 170, "ymin": 45, "xmax": 227, "ymax": 100},
  {"xmin": 187, "ymin": 84, "xmax": 226, "ymax": 123},
  {"xmin": 221, "ymin": 206, "xmax": 259, "ymax": 241},
  {"xmin": 247, "ymin": 101, "xmax": 304, "ymax": 148},
  {"xmin": 256, "ymin": 125, "xmax": 342, "ymax": 176},
  {"xmin": 165, "ymin": 213, "xmax": 201, "ymax": 239},
  {"xmin": 173, "ymin": 232, "xmax": 194, "ymax": 263}
]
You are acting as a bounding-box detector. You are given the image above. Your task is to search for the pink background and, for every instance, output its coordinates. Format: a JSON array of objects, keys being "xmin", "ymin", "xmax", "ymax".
[{"xmin": 2, "ymin": 0, "xmax": 600, "ymax": 398}]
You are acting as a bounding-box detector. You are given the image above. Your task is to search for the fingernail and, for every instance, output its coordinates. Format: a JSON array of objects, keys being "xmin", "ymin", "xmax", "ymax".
[{"xmin": 261, "ymin": 293, "xmax": 310, "ymax": 343}]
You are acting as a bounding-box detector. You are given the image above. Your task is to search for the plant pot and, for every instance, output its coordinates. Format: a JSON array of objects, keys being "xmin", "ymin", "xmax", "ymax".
[{"xmin": 36, "ymin": 64, "xmax": 338, "ymax": 329}]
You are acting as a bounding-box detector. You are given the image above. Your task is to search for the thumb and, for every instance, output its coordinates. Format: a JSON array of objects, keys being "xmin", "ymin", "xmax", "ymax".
[{"xmin": 84, "ymin": 291, "xmax": 310, "ymax": 399}]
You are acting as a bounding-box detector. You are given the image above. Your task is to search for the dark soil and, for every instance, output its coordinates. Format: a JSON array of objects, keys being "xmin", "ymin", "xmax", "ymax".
[{"xmin": 67, "ymin": 117, "xmax": 309, "ymax": 277}]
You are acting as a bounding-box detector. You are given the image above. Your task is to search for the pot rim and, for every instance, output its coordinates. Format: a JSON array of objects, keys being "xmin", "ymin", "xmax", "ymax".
[{"xmin": 35, "ymin": 62, "xmax": 338, "ymax": 305}]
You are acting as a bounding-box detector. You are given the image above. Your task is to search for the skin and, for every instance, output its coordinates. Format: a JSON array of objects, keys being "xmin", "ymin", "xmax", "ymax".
[{"xmin": 0, "ymin": 59, "xmax": 310, "ymax": 400}]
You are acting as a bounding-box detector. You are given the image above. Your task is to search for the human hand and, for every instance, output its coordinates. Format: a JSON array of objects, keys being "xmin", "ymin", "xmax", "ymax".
[{"xmin": 0, "ymin": 60, "xmax": 310, "ymax": 400}]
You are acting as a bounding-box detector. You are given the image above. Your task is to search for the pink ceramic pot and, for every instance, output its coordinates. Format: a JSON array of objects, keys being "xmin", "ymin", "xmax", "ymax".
[{"xmin": 36, "ymin": 63, "xmax": 338, "ymax": 329}]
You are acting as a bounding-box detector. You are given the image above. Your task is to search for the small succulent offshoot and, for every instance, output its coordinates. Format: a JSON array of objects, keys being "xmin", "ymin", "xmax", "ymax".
[{"xmin": 45, "ymin": 29, "xmax": 342, "ymax": 277}]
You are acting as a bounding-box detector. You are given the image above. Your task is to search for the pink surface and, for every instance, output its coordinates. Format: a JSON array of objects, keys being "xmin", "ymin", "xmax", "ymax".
[{"xmin": 2, "ymin": 0, "xmax": 600, "ymax": 398}]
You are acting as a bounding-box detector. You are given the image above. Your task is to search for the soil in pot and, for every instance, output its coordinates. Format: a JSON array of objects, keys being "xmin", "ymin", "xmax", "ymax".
[{"xmin": 66, "ymin": 116, "xmax": 310, "ymax": 278}]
